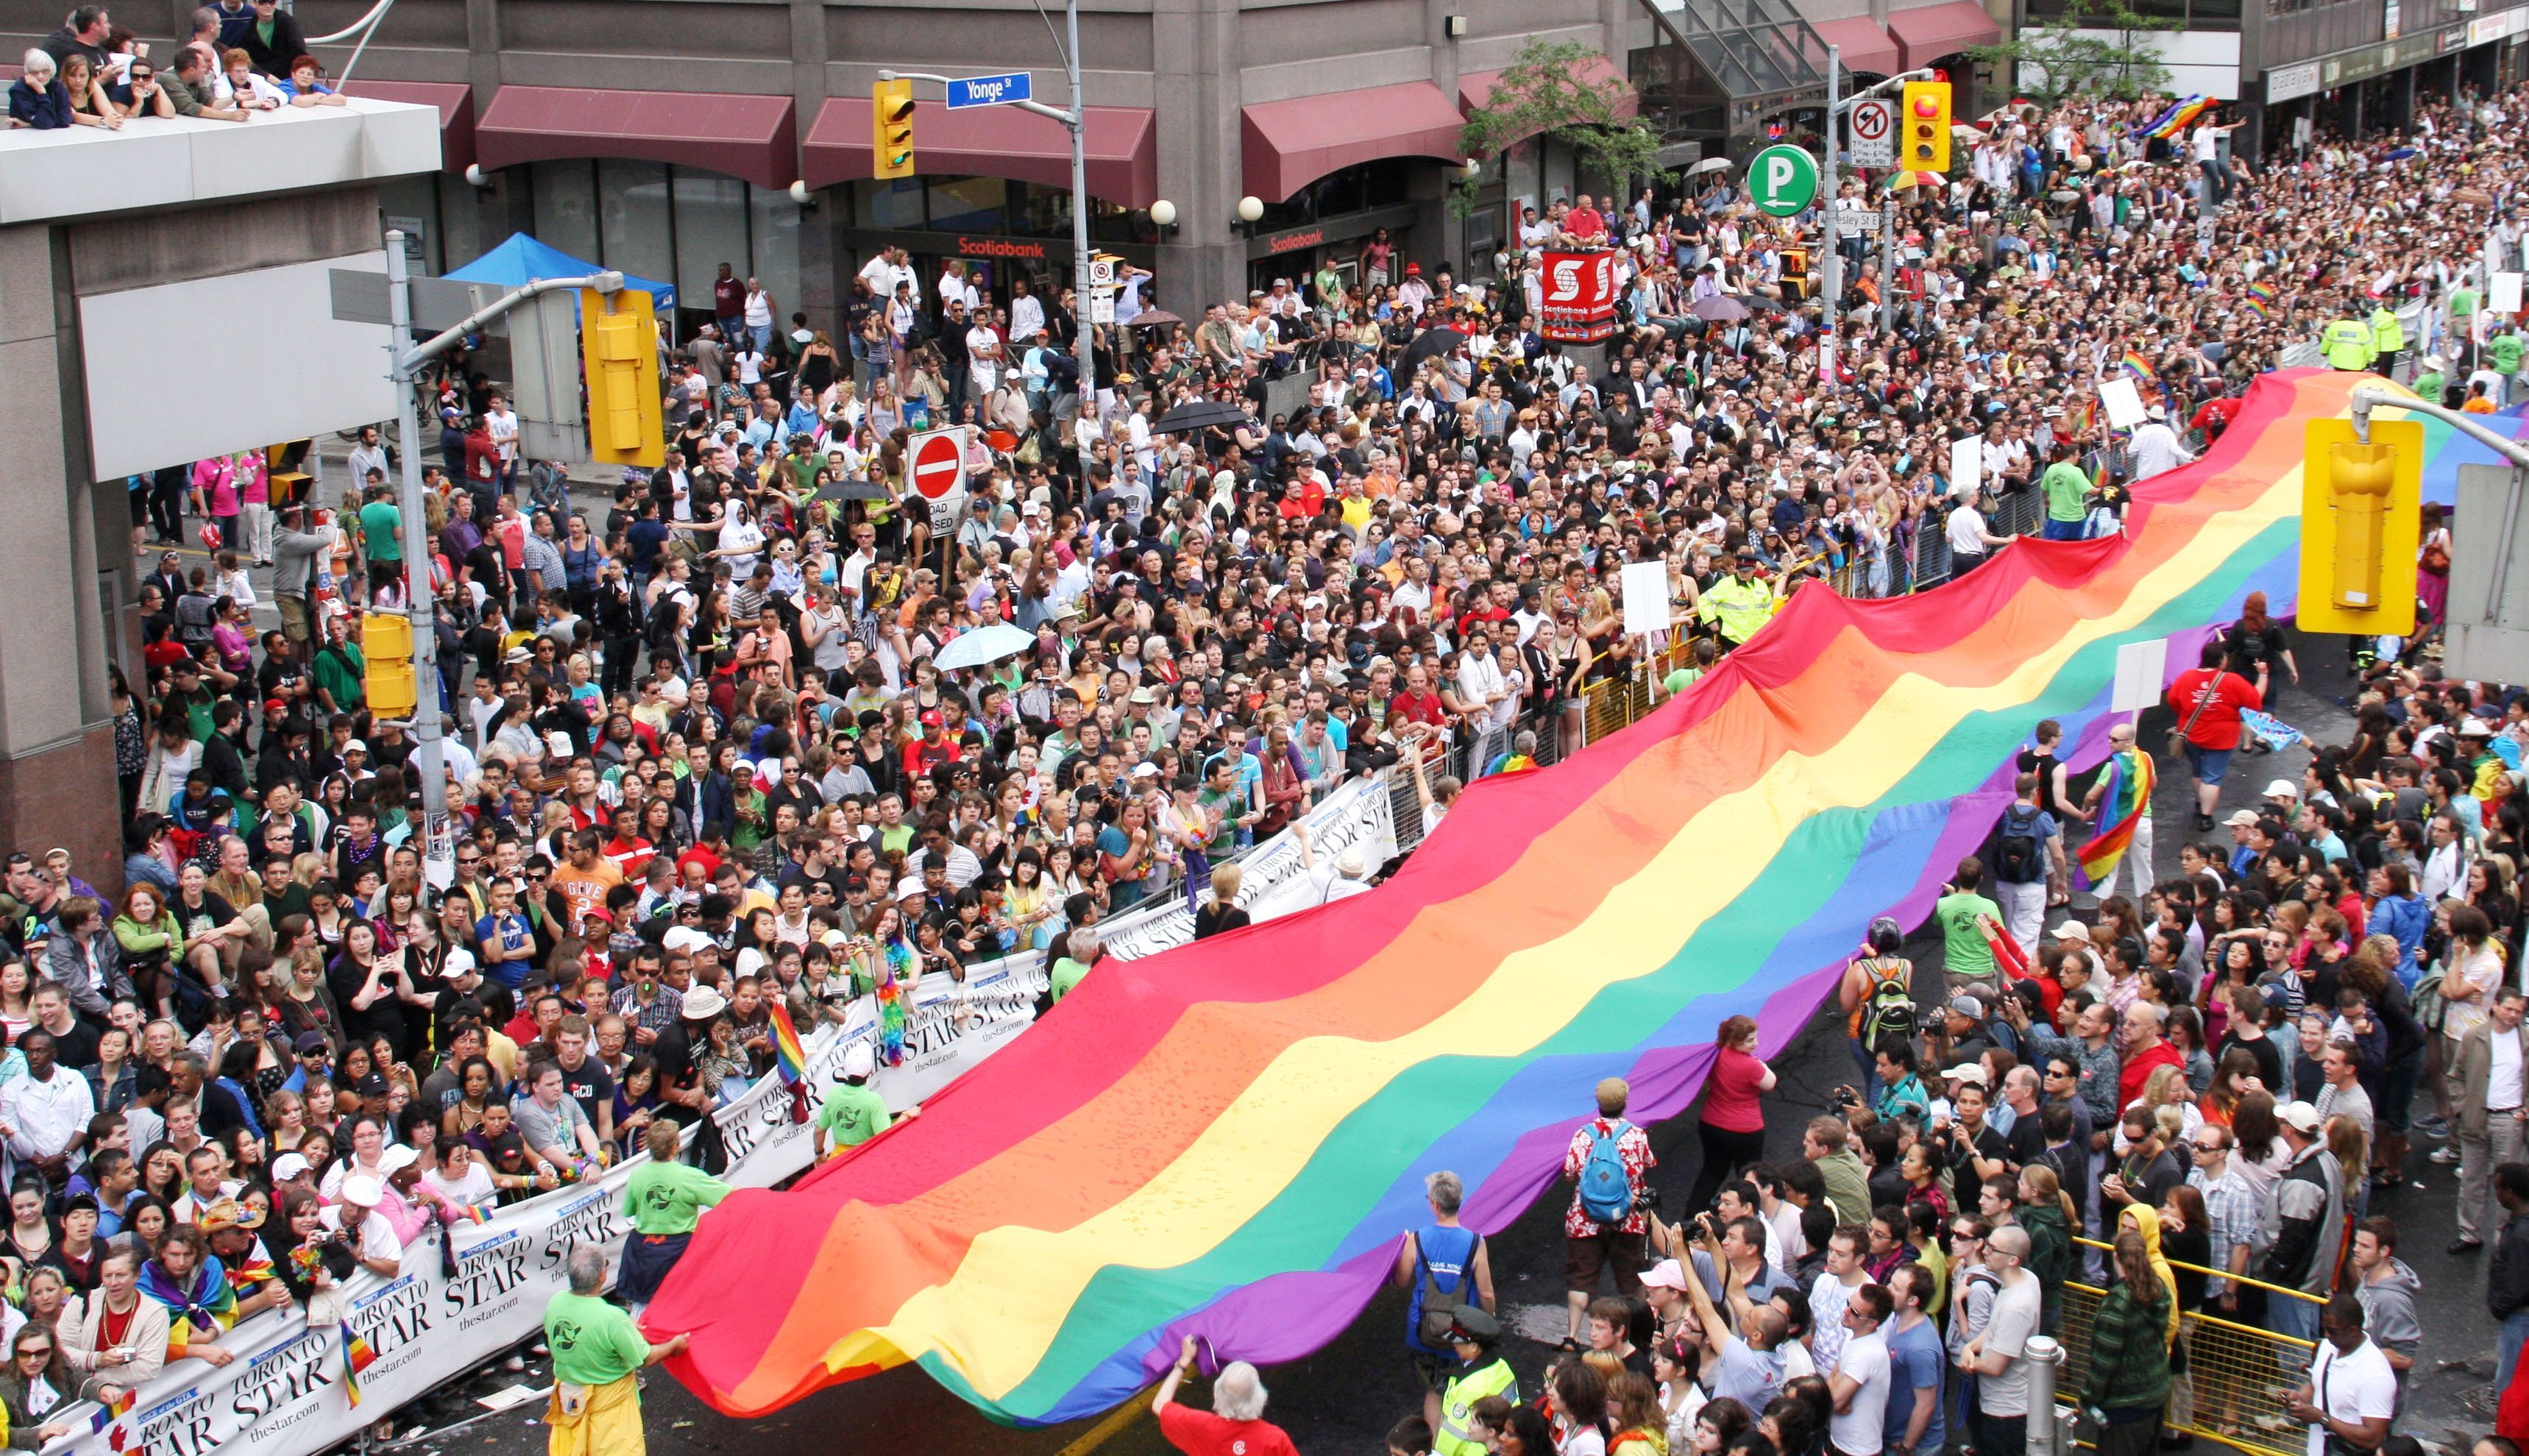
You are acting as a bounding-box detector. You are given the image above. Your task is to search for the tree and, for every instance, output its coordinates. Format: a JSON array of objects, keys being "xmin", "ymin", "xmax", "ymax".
[
  {"xmin": 1458, "ymin": 40, "xmax": 1661, "ymax": 215},
  {"xmin": 1965, "ymin": 0, "xmax": 2174, "ymax": 106}
]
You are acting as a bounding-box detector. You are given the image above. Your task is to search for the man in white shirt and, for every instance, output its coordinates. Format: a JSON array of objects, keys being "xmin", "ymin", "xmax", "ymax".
[
  {"xmin": 2285, "ymin": 1295, "xmax": 2395, "ymax": 1456},
  {"xmin": 967, "ymin": 319, "xmax": 1005, "ymax": 394},
  {"xmin": 857, "ymin": 246, "xmax": 918, "ymax": 308},
  {"xmin": 484, "ymin": 394, "xmax": 520, "ymax": 488},
  {"xmin": 1008, "ymin": 277, "xmax": 1047, "ymax": 345},
  {"xmin": 1826, "ymin": 1283, "xmax": 1894, "ymax": 1456},
  {"xmin": 1962, "ymin": 1224, "xmax": 2043, "ymax": 1456},
  {"xmin": 2129, "ymin": 404, "xmax": 2197, "ymax": 480},
  {"xmin": 321, "ymin": 1172, "xmax": 408, "ymax": 1277},
  {"xmin": 1945, "ymin": 493, "xmax": 2010, "ymax": 575},
  {"xmin": 0, "ymin": 1029, "xmax": 94, "ymax": 1188},
  {"xmin": 347, "ymin": 425, "xmax": 391, "ymax": 490}
]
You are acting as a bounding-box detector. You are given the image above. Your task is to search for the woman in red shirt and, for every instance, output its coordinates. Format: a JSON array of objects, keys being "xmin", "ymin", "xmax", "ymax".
[{"xmin": 1684, "ymin": 1015, "xmax": 1776, "ymax": 1214}]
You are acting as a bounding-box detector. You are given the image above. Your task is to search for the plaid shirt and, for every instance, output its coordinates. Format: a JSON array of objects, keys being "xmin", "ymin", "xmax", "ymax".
[
  {"xmin": 611, "ymin": 980, "xmax": 685, "ymax": 1037},
  {"xmin": 2188, "ymin": 1164, "xmax": 2263, "ymax": 1299}
]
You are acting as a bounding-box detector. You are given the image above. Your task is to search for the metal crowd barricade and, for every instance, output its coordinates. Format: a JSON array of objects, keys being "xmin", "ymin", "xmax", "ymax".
[{"xmin": 2051, "ymin": 1235, "xmax": 2322, "ymax": 1456}]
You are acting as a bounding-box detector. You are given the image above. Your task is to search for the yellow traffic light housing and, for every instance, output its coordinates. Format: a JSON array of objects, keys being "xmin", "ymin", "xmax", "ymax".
[
  {"xmin": 873, "ymin": 79, "xmax": 915, "ymax": 180},
  {"xmin": 2299, "ymin": 417, "xmax": 2422, "ymax": 636},
  {"xmin": 362, "ymin": 611, "xmax": 417, "ymax": 720},
  {"xmin": 580, "ymin": 288, "xmax": 663, "ymax": 468},
  {"xmin": 1901, "ymin": 80, "xmax": 1952, "ymax": 172}
]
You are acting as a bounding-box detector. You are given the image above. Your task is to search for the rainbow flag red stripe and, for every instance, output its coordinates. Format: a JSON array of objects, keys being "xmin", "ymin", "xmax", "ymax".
[{"xmin": 644, "ymin": 372, "xmax": 2516, "ymax": 1428}]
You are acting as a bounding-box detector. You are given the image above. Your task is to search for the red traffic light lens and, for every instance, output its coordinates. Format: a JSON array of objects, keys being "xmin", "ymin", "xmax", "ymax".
[{"xmin": 1913, "ymin": 96, "xmax": 1940, "ymax": 117}]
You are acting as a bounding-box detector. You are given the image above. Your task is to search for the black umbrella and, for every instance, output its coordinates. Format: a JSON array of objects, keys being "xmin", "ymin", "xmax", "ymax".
[
  {"xmin": 1734, "ymin": 294, "xmax": 1787, "ymax": 313},
  {"xmin": 1151, "ymin": 398, "xmax": 1252, "ymax": 435},
  {"xmin": 1401, "ymin": 324, "xmax": 1472, "ymax": 367}
]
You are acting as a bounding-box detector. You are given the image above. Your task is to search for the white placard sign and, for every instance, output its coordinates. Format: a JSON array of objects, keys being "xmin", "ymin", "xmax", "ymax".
[
  {"xmin": 2099, "ymin": 375, "xmax": 2148, "ymax": 430},
  {"xmin": 1620, "ymin": 558, "xmax": 1674, "ymax": 639},
  {"xmin": 2111, "ymin": 638, "xmax": 2170, "ymax": 714},
  {"xmin": 2492, "ymin": 271, "xmax": 2524, "ymax": 316},
  {"xmin": 1948, "ymin": 435, "xmax": 1982, "ymax": 498}
]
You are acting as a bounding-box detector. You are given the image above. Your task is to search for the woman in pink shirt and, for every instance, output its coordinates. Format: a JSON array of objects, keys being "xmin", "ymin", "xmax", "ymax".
[
  {"xmin": 235, "ymin": 450, "xmax": 272, "ymax": 566},
  {"xmin": 190, "ymin": 455, "xmax": 241, "ymax": 554},
  {"xmin": 1685, "ymin": 1014, "xmax": 1777, "ymax": 1213}
]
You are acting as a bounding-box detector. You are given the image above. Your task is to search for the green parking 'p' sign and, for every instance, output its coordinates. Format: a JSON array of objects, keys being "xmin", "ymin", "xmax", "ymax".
[{"xmin": 1745, "ymin": 144, "xmax": 1820, "ymax": 218}]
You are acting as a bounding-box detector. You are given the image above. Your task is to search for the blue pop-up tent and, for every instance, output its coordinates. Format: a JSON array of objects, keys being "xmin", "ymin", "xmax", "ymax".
[{"xmin": 445, "ymin": 232, "xmax": 675, "ymax": 308}]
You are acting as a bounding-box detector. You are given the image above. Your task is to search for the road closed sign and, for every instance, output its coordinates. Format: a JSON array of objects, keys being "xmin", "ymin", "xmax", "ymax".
[
  {"xmin": 908, "ymin": 425, "xmax": 968, "ymax": 528},
  {"xmin": 1745, "ymin": 144, "xmax": 1820, "ymax": 218}
]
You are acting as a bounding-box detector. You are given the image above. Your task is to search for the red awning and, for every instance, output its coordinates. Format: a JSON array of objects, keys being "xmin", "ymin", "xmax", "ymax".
[
  {"xmin": 475, "ymin": 86, "xmax": 796, "ymax": 191},
  {"xmin": 1887, "ymin": 0, "xmax": 2002, "ymax": 67},
  {"xmin": 1455, "ymin": 54, "xmax": 1636, "ymax": 153},
  {"xmin": 341, "ymin": 79, "xmax": 476, "ymax": 173},
  {"xmin": 1241, "ymin": 81, "xmax": 1464, "ymax": 204},
  {"xmin": 800, "ymin": 99, "xmax": 1157, "ymax": 207},
  {"xmin": 1808, "ymin": 18, "xmax": 1904, "ymax": 77}
]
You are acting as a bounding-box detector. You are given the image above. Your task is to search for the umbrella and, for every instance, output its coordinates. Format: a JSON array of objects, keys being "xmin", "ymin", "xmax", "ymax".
[
  {"xmin": 1401, "ymin": 324, "xmax": 1472, "ymax": 366},
  {"xmin": 932, "ymin": 622, "xmax": 1038, "ymax": 673},
  {"xmin": 1684, "ymin": 156, "xmax": 1734, "ymax": 177},
  {"xmin": 1151, "ymin": 398, "xmax": 1251, "ymax": 435},
  {"xmin": 1690, "ymin": 294, "xmax": 1751, "ymax": 322},
  {"xmin": 1951, "ymin": 123, "xmax": 1985, "ymax": 140},
  {"xmin": 1884, "ymin": 170, "xmax": 1945, "ymax": 191},
  {"xmin": 1132, "ymin": 309, "xmax": 1185, "ymax": 328},
  {"xmin": 1733, "ymin": 293, "xmax": 1787, "ymax": 313}
]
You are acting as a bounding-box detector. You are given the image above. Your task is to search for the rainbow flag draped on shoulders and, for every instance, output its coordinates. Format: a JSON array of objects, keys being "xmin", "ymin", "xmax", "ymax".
[
  {"xmin": 642, "ymin": 372, "xmax": 2529, "ymax": 1429},
  {"xmin": 2076, "ymin": 745, "xmax": 2156, "ymax": 886}
]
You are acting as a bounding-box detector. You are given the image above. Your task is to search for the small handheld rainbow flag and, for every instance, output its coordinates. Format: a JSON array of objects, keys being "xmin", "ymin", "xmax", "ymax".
[
  {"xmin": 768, "ymin": 997, "xmax": 812, "ymax": 1123},
  {"xmin": 90, "ymin": 1388, "xmax": 135, "ymax": 1432},
  {"xmin": 340, "ymin": 1320, "xmax": 378, "ymax": 1407},
  {"xmin": 2244, "ymin": 281, "xmax": 2275, "ymax": 317},
  {"xmin": 2122, "ymin": 350, "xmax": 2156, "ymax": 380},
  {"xmin": 2137, "ymin": 94, "xmax": 2212, "ymax": 141}
]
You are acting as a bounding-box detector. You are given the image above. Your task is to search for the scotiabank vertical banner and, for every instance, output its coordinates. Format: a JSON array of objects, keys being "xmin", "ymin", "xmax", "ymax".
[
  {"xmin": 1539, "ymin": 249, "xmax": 1617, "ymax": 342},
  {"xmin": 59, "ymin": 957, "xmax": 1046, "ymax": 1456}
]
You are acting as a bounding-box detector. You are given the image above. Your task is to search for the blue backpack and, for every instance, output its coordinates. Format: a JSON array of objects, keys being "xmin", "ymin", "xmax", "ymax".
[{"xmin": 1577, "ymin": 1121, "xmax": 1635, "ymax": 1224}]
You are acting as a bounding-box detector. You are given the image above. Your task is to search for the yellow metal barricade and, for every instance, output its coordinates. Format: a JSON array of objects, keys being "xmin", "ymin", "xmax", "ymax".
[{"xmin": 2054, "ymin": 1237, "xmax": 2321, "ymax": 1456}]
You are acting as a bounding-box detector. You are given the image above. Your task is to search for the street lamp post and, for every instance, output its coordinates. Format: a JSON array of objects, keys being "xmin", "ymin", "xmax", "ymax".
[{"xmin": 1818, "ymin": 63, "xmax": 1937, "ymax": 382}]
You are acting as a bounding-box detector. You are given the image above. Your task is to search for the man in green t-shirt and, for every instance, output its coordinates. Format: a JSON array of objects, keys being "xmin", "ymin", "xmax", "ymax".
[
  {"xmin": 2039, "ymin": 440, "xmax": 2090, "ymax": 541},
  {"xmin": 1196, "ymin": 756, "xmax": 1251, "ymax": 859},
  {"xmin": 616, "ymin": 1121, "xmax": 731, "ymax": 1313},
  {"xmin": 2491, "ymin": 327, "xmax": 2525, "ymax": 394},
  {"xmin": 544, "ymin": 1245, "xmax": 686, "ymax": 1443},
  {"xmin": 355, "ymin": 484, "xmax": 402, "ymax": 601},
  {"xmin": 815, "ymin": 1042, "xmax": 915, "ymax": 1159},
  {"xmin": 1049, "ymin": 927, "xmax": 1099, "ymax": 1003},
  {"xmin": 1932, "ymin": 854, "xmax": 2004, "ymax": 982}
]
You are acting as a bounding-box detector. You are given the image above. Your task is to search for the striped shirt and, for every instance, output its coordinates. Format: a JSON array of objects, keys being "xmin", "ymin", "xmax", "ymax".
[{"xmin": 2188, "ymin": 1165, "xmax": 2263, "ymax": 1299}]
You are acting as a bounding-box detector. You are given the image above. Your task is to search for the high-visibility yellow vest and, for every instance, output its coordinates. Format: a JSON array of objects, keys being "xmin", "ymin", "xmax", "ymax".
[
  {"xmin": 1699, "ymin": 575, "xmax": 1782, "ymax": 644},
  {"xmin": 2370, "ymin": 306, "xmax": 2405, "ymax": 352},
  {"xmin": 1435, "ymin": 1358, "xmax": 1518, "ymax": 1456},
  {"xmin": 2321, "ymin": 319, "xmax": 2374, "ymax": 370}
]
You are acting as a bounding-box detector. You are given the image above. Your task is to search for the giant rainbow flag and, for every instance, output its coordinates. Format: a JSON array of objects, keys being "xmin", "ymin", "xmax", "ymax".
[{"xmin": 648, "ymin": 370, "xmax": 2513, "ymax": 1427}]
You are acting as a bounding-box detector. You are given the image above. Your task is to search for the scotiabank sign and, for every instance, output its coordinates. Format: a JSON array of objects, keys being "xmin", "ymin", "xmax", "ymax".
[
  {"xmin": 956, "ymin": 236, "xmax": 1048, "ymax": 259},
  {"xmin": 1266, "ymin": 227, "xmax": 1324, "ymax": 255},
  {"xmin": 1539, "ymin": 249, "xmax": 1617, "ymax": 342}
]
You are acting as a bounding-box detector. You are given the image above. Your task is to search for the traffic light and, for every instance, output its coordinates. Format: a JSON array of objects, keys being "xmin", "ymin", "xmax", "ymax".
[
  {"xmin": 1901, "ymin": 79, "xmax": 1952, "ymax": 172},
  {"xmin": 2299, "ymin": 417, "xmax": 2422, "ymax": 635},
  {"xmin": 873, "ymin": 79, "xmax": 915, "ymax": 180},
  {"xmin": 580, "ymin": 288, "xmax": 663, "ymax": 468},
  {"xmin": 362, "ymin": 611, "xmax": 416, "ymax": 720}
]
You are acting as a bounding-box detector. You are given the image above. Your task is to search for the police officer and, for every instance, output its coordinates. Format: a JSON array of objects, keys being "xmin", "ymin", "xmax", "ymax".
[
  {"xmin": 1698, "ymin": 550, "xmax": 1784, "ymax": 650},
  {"xmin": 2323, "ymin": 302, "xmax": 2377, "ymax": 372},
  {"xmin": 1432, "ymin": 1310, "xmax": 1517, "ymax": 1456},
  {"xmin": 2369, "ymin": 299, "xmax": 2406, "ymax": 379}
]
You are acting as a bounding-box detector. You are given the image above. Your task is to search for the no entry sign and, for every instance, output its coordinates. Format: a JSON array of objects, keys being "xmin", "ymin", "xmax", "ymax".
[{"xmin": 909, "ymin": 427, "xmax": 967, "ymax": 499}]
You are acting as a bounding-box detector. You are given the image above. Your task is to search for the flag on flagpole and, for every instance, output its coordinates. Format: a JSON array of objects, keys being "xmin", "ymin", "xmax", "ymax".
[
  {"xmin": 767, "ymin": 996, "xmax": 812, "ymax": 1123},
  {"xmin": 341, "ymin": 1320, "xmax": 378, "ymax": 1407}
]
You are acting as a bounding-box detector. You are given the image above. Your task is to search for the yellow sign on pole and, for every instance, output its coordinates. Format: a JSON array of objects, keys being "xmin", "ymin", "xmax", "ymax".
[{"xmin": 2298, "ymin": 416, "xmax": 2422, "ymax": 635}]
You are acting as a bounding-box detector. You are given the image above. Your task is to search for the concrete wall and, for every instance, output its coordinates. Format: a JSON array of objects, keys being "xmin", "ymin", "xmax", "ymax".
[{"xmin": 0, "ymin": 181, "xmax": 386, "ymax": 891}]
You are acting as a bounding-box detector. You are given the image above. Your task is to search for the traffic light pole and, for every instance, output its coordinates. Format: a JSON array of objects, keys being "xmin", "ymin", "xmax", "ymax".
[
  {"xmin": 2348, "ymin": 386, "xmax": 2529, "ymax": 464},
  {"xmin": 1817, "ymin": 65, "xmax": 1934, "ymax": 384},
  {"xmin": 884, "ymin": 0, "xmax": 1097, "ymax": 483},
  {"xmin": 380, "ymin": 230, "xmax": 622, "ymax": 887}
]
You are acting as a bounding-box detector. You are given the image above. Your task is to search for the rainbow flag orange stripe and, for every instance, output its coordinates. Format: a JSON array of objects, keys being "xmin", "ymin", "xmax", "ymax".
[{"xmin": 644, "ymin": 372, "xmax": 2514, "ymax": 1427}]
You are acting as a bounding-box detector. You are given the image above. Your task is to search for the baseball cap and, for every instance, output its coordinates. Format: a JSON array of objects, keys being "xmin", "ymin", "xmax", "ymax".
[
  {"xmin": 272, "ymin": 1153, "xmax": 311, "ymax": 1182},
  {"xmin": 843, "ymin": 1042, "xmax": 875, "ymax": 1079},
  {"xmin": 921, "ymin": 709, "xmax": 944, "ymax": 728},
  {"xmin": 294, "ymin": 1031, "xmax": 331, "ymax": 1056},
  {"xmin": 2052, "ymin": 922, "xmax": 2090, "ymax": 942},
  {"xmin": 1639, "ymin": 1258, "xmax": 1692, "ymax": 1291},
  {"xmin": 2262, "ymin": 778, "xmax": 2298, "ymax": 798},
  {"xmin": 2277, "ymin": 1101, "xmax": 2323, "ymax": 1134},
  {"xmin": 1943, "ymin": 1063, "xmax": 1989, "ymax": 1087},
  {"xmin": 1947, "ymin": 995, "xmax": 1984, "ymax": 1018},
  {"xmin": 2223, "ymin": 809, "xmax": 2261, "ymax": 828}
]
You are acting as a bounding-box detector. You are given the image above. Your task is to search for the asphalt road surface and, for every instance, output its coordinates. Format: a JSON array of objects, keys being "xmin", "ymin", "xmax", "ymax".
[{"xmin": 385, "ymin": 633, "xmax": 2501, "ymax": 1456}]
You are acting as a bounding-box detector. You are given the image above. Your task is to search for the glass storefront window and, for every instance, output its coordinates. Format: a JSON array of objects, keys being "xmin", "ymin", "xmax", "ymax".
[
  {"xmin": 531, "ymin": 159, "xmax": 599, "ymax": 261},
  {"xmin": 852, "ymin": 178, "xmax": 926, "ymax": 230},
  {"xmin": 749, "ymin": 184, "xmax": 802, "ymax": 327},
  {"xmin": 1010, "ymin": 180, "xmax": 1072, "ymax": 238},
  {"xmin": 1250, "ymin": 159, "xmax": 1411, "ymax": 230},
  {"xmin": 927, "ymin": 176, "xmax": 1007, "ymax": 232},
  {"xmin": 597, "ymin": 159, "xmax": 674, "ymax": 291},
  {"xmin": 673, "ymin": 170, "xmax": 750, "ymax": 308}
]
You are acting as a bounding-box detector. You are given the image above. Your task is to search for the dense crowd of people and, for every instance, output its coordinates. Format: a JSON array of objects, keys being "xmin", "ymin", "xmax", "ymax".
[{"xmin": 1, "ymin": 0, "xmax": 2525, "ymax": 1444}]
